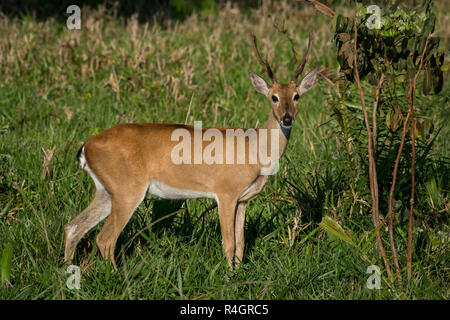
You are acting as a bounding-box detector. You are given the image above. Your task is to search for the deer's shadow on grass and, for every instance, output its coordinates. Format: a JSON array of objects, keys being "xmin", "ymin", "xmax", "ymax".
[
  {"xmin": 116, "ymin": 199, "xmax": 209, "ymax": 265},
  {"xmin": 114, "ymin": 198, "xmax": 287, "ymax": 267}
]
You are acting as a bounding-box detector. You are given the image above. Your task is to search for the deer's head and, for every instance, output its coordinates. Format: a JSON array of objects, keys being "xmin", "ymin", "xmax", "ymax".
[{"xmin": 250, "ymin": 34, "xmax": 318, "ymax": 130}]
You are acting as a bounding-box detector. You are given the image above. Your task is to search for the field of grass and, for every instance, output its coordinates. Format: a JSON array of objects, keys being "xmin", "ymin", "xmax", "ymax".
[{"xmin": 0, "ymin": 1, "xmax": 448, "ymax": 299}]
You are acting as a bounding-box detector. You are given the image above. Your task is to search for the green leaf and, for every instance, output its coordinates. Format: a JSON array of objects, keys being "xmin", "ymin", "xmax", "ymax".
[
  {"xmin": 1, "ymin": 243, "xmax": 13, "ymax": 285},
  {"xmin": 344, "ymin": 101, "xmax": 363, "ymax": 111},
  {"xmin": 319, "ymin": 216, "xmax": 355, "ymax": 246},
  {"xmin": 415, "ymin": 36, "xmax": 426, "ymax": 57},
  {"xmin": 336, "ymin": 14, "xmax": 347, "ymax": 33},
  {"xmin": 423, "ymin": 64, "xmax": 432, "ymax": 96},
  {"xmin": 433, "ymin": 69, "xmax": 443, "ymax": 94},
  {"xmin": 386, "ymin": 108, "xmax": 392, "ymax": 128},
  {"xmin": 407, "ymin": 55, "xmax": 416, "ymax": 78},
  {"xmin": 177, "ymin": 267, "xmax": 183, "ymax": 296},
  {"xmin": 298, "ymin": 227, "xmax": 320, "ymax": 246},
  {"xmin": 440, "ymin": 62, "xmax": 450, "ymax": 72},
  {"xmin": 407, "ymin": 37, "xmax": 415, "ymax": 53},
  {"xmin": 360, "ymin": 221, "xmax": 385, "ymax": 255},
  {"xmin": 422, "ymin": 13, "xmax": 436, "ymax": 36}
]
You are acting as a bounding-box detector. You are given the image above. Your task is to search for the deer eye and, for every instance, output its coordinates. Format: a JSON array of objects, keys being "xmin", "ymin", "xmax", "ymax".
[
  {"xmin": 271, "ymin": 95, "xmax": 279, "ymax": 103},
  {"xmin": 293, "ymin": 93, "xmax": 300, "ymax": 101}
]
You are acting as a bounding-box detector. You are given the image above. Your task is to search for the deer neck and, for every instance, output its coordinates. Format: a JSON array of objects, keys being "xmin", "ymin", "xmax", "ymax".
[{"xmin": 260, "ymin": 108, "xmax": 290, "ymax": 161}]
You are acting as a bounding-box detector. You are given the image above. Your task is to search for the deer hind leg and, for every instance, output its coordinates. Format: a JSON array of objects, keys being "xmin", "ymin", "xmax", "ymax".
[
  {"xmin": 234, "ymin": 201, "xmax": 247, "ymax": 267},
  {"xmin": 96, "ymin": 189, "xmax": 147, "ymax": 269},
  {"xmin": 217, "ymin": 196, "xmax": 239, "ymax": 270},
  {"xmin": 64, "ymin": 188, "xmax": 111, "ymax": 262}
]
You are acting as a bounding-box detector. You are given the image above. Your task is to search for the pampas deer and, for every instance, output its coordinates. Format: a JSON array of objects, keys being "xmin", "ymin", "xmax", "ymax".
[{"xmin": 65, "ymin": 34, "xmax": 317, "ymax": 269}]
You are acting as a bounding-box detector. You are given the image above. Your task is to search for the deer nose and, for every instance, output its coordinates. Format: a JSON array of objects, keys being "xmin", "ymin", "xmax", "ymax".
[{"xmin": 282, "ymin": 114, "xmax": 293, "ymax": 127}]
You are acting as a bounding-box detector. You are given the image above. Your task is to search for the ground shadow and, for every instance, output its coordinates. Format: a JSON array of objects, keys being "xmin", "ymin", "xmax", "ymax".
[{"xmin": 114, "ymin": 196, "xmax": 287, "ymax": 267}]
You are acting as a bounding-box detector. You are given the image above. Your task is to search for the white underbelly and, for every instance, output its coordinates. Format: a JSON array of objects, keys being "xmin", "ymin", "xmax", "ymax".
[{"xmin": 147, "ymin": 179, "xmax": 216, "ymax": 200}]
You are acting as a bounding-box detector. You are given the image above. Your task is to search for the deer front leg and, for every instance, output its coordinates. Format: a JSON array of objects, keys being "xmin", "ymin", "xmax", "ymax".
[
  {"xmin": 234, "ymin": 201, "xmax": 247, "ymax": 267},
  {"xmin": 217, "ymin": 197, "xmax": 238, "ymax": 270}
]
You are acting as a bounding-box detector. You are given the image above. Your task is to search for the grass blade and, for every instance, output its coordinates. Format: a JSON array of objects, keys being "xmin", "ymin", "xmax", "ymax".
[
  {"xmin": 1, "ymin": 243, "xmax": 13, "ymax": 285},
  {"xmin": 319, "ymin": 216, "xmax": 355, "ymax": 246}
]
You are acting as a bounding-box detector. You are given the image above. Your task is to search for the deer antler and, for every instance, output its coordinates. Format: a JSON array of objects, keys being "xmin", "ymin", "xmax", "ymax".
[
  {"xmin": 252, "ymin": 34, "xmax": 276, "ymax": 83},
  {"xmin": 292, "ymin": 33, "xmax": 313, "ymax": 84}
]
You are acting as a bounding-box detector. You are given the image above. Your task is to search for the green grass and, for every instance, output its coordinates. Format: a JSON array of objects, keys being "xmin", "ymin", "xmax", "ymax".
[{"xmin": 0, "ymin": 2, "xmax": 448, "ymax": 299}]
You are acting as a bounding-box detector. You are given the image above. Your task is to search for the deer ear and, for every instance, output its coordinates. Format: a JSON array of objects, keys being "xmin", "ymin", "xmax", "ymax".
[
  {"xmin": 297, "ymin": 68, "xmax": 318, "ymax": 95},
  {"xmin": 250, "ymin": 72, "xmax": 270, "ymax": 96}
]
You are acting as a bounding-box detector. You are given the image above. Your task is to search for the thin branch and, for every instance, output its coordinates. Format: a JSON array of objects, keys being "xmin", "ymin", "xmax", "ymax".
[
  {"xmin": 373, "ymin": 72, "xmax": 401, "ymax": 280},
  {"xmin": 408, "ymin": 85, "xmax": 417, "ymax": 282},
  {"xmin": 352, "ymin": 18, "xmax": 392, "ymax": 278},
  {"xmin": 372, "ymin": 73, "xmax": 384, "ymax": 147},
  {"xmin": 386, "ymin": 36, "xmax": 430, "ymax": 282},
  {"xmin": 407, "ymin": 36, "xmax": 430, "ymax": 280},
  {"xmin": 388, "ymin": 110, "xmax": 410, "ymax": 279}
]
